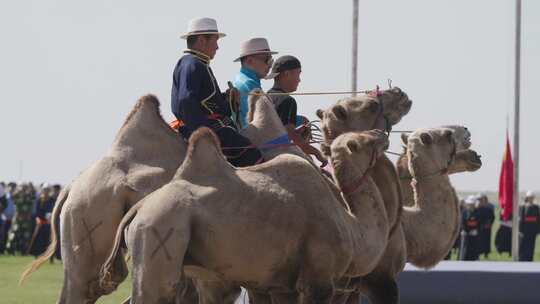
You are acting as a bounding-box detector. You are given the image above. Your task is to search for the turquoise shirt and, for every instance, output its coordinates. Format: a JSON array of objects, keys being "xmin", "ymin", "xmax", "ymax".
[{"xmin": 233, "ymin": 67, "xmax": 261, "ymax": 128}]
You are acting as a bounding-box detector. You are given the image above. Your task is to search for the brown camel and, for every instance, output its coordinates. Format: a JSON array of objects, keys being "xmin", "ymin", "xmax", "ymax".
[{"xmin": 100, "ymin": 127, "xmax": 391, "ymax": 303}]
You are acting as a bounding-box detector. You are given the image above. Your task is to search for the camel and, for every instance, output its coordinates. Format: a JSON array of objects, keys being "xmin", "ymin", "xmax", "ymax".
[
  {"xmin": 21, "ymin": 91, "xmax": 308, "ymax": 304},
  {"xmin": 100, "ymin": 127, "xmax": 391, "ymax": 303},
  {"xmin": 399, "ymin": 127, "xmax": 482, "ymax": 268},
  {"xmin": 317, "ymin": 87, "xmax": 412, "ymax": 240},
  {"xmin": 21, "ymin": 95, "xmax": 186, "ymax": 303},
  {"xmin": 325, "ymin": 126, "xmax": 481, "ymax": 304},
  {"xmin": 397, "ymin": 125, "xmax": 479, "ymax": 207}
]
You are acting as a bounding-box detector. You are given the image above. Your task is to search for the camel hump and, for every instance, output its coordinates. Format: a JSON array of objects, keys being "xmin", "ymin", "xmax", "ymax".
[
  {"xmin": 188, "ymin": 127, "xmax": 221, "ymax": 152},
  {"xmin": 176, "ymin": 127, "xmax": 228, "ymax": 178},
  {"xmin": 119, "ymin": 94, "xmax": 161, "ymax": 128},
  {"xmin": 139, "ymin": 94, "xmax": 160, "ymax": 105},
  {"xmin": 112, "ymin": 94, "xmax": 182, "ymax": 156}
]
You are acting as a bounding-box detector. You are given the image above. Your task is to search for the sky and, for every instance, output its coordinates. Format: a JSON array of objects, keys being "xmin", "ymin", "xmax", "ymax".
[{"xmin": 0, "ymin": 0, "xmax": 538, "ymax": 192}]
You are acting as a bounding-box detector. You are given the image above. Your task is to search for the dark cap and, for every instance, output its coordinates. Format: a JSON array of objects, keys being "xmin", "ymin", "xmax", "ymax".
[{"xmin": 265, "ymin": 55, "xmax": 301, "ymax": 79}]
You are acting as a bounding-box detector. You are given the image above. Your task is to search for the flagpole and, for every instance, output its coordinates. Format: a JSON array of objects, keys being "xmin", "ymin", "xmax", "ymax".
[
  {"xmin": 351, "ymin": 0, "xmax": 359, "ymax": 97},
  {"xmin": 511, "ymin": 0, "xmax": 522, "ymax": 261}
]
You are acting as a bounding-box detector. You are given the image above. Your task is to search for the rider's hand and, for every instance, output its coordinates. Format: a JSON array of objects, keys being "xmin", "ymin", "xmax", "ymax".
[
  {"xmin": 314, "ymin": 150, "xmax": 328, "ymax": 168},
  {"xmin": 304, "ymin": 145, "xmax": 328, "ymax": 168}
]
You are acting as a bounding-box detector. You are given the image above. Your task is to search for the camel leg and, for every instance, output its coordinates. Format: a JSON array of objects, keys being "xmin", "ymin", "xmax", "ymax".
[
  {"xmin": 270, "ymin": 292, "xmax": 298, "ymax": 304},
  {"xmin": 301, "ymin": 283, "xmax": 333, "ymax": 304},
  {"xmin": 360, "ymin": 274, "xmax": 399, "ymax": 304},
  {"xmin": 176, "ymin": 278, "xmax": 199, "ymax": 303},
  {"xmin": 129, "ymin": 215, "xmax": 190, "ymax": 304},
  {"xmin": 331, "ymin": 292, "xmax": 353, "ymax": 304},
  {"xmin": 249, "ymin": 290, "xmax": 272, "ymax": 304},
  {"xmin": 344, "ymin": 293, "xmax": 359, "ymax": 304},
  {"xmin": 195, "ymin": 280, "xmax": 241, "ymax": 304}
]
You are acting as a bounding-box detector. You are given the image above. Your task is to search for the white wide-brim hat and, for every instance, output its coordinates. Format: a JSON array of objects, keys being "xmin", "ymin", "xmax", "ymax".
[
  {"xmin": 181, "ymin": 17, "xmax": 226, "ymax": 39},
  {"xmin": 233, "ymin": 38, "xmax": 278, "ymax": 62},
  {"xmin": 465, "ymin": 195, "xmax": 477, "ymax": 205}
]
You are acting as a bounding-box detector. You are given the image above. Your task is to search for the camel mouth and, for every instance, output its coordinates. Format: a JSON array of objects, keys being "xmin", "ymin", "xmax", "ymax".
[
  {"xmin": 383, "ymin": 96, "xmax": 413, "ymax": 125},
  {"xmin": 464, "ymin": 150, "xmax": 482, "ymax": 170}
]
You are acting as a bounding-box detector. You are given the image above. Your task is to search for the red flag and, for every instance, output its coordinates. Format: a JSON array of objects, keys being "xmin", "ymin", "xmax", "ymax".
[{"xmin": 498, "ymin": 133, "xmax": 514, "ymax": 221}]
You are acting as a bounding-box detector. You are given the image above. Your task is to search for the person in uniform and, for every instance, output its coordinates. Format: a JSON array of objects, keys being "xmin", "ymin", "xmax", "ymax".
[
  {"xmin": 6, "ymin": 183, "xmax": 35, "ymax": 255},
  {"xmin": 519, "ymin": 191, "xmax": 540, "ymax": 261},
  {"xmin": 495, "ymin": 212, "xmax": 512, "ymax": 256},
  {"xmin": 476, "ymin": 193, "xmax": 495, "ymax": 258},
  {"xmin": 29, "ymin": 187, "xmax": 54, "ymax": 257},
  {"xmin": 459, "ymin": 196, "xmax": 480, "ymax": 261},
  {"xmin": 232, "ymin": 38, "xmax": 277, "ymax": 128},
  {"xmin": 171, "ymin": 18, "xmax": 263, "ymax": 167},
  {"xmin": 265, "ymin": 55, "xmax": 327, "ymax": 166}
]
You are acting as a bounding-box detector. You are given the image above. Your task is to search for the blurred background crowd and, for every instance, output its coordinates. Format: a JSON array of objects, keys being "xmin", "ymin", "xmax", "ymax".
[
  {"xmin": 0, "ymin": 181, "xmax": 538, "ymax": 262},
  {"xmin": 0, "ymin": 182, "xmax": 61, "ymax": 260}
]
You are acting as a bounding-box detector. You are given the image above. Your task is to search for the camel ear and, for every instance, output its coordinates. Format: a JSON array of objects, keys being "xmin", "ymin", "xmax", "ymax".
[
  {"xmin": 401, "ymin": 133, "xmax": 409, "ymax": 145},
  {"xmin": 443, "ymin": 130, "xmax": 453, "ymax": 142},
  {"xmin": 331, "ymin": 105, "xmax": 347, "ymax": 121},
  {"xmin": 316, "ymin": 109, "xmax": 324, "ymax": 119},
  {"xmin": 347, "ymin": 140, "xmax": 360, "ymax": 153},
  {"xmin": 419, "ymin": 133, "xmax": 433, "ymax": 146}
]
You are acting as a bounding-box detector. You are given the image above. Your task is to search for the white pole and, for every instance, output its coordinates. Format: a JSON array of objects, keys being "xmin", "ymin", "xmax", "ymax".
[
  {"xmin": 351, "ymin": 0, "xmax": 359, "ymax": 96},
  {"xmin": 18, "ymin": 160, "xmax": 23, "ymax": 182},
  {"xmin": 511, "ymin": 0, "xmax": 522, "ymax": 262}
]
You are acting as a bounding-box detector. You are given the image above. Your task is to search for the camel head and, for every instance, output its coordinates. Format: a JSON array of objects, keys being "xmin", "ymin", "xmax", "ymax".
[
  {"xmin": 400, "ymin": 126, "xmax": 481, "ymax": 178},
  {"xmin": 330, "ymin": 130, "xmax": 389, "ymax": 180},
  {"xmin": 376, "ymin": 87, "xmax": 413, "ymax": 126},
  {"xmin": 406, "ymin": 128, "xmax": 457, "ymax": 179},
  {"xmin": 450, "ymin": 149, "xmax": 482, "ymax": 173},
  {"xmin": 316, "ymin": 87, "xmax": 412, "ymax": 155},
  {"xmin": 401, "ymin": 125, "xmax": 470, "ymax": 152}
]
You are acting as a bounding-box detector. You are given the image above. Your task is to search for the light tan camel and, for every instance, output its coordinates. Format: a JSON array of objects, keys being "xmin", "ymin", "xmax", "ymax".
[
  {"xmin": 314, "ymin": 88, "xmax": 410, "ymax": 304},
  {"xmin": 397, "ymin": 126, "xmax": 481, "ymax": 208},
  {"xmin": 400, "ymin": 127, "xmax": 482, "ymax": 268},
  {"xmin": 100, "ymin": 127, "xmax": 390, "ymax": 303},
  {"xmin": 21, "ymin": 91, "xmax": 306, "ymax": 304},
  {"xmin": 317, "ymin": 87, "xmax": 412, "ymax": 238},
  {"xmin": 332, "ymin": 126, "xmax": 482, "ymax": 304},
  {"xmin": 21, "ymin": 95, "xmax": 186, "ymax": 303}
]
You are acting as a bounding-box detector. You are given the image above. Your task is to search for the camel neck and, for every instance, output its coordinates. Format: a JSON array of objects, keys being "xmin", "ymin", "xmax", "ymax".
[
  {"xmin": 411, "ymin": 174, "xmax": 453, "ymax": 209},
  {"xmin": 334, "ymin": 162, "xmax": 389, "ymax": 276},
  {"xmin": 403, "ymin": 171, "xmax": 460, "ymax": 268}
]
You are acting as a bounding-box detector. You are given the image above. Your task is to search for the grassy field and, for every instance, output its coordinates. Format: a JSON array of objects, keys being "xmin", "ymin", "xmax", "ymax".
[{"xmin": 0, "ymin": 256, "xmax": 130, "ymax": 304}]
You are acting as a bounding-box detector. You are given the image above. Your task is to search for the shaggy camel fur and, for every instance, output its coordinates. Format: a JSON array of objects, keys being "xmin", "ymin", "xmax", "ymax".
[
  {"xmin": 100, "ymin": 127, "xmax": 390, "ymax": 303},
  {"xmin": 22, "ymin": 92, "xmax": 307, "ymax": 304}
]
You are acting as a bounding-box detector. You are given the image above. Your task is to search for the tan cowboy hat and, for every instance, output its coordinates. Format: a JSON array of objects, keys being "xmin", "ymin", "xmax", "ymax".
[
  {"xmin": 181, "ymin": 17, "xmax": 226, "ymax": 39},
  {"xmin": 233, "ymin": 38, "xmax": 278, "ymax": 62}
]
